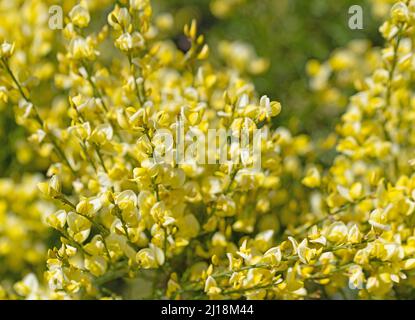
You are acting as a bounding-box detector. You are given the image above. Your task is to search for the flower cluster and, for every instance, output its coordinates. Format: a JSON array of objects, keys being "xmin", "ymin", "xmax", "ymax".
[
  {"xmin": 0, "ymin": 0, "xmax": 312, "ymax": 299},
  {"xmin": 0, "ymin": 175, "xmax": 55, "ymax": 298},
  {"xmin": 194, "ymin": 0, "xmax": 415, "ymax": 297},
  {"xmin": 1, "ymin": 0, "xmax": 415, "ymax": 300}
]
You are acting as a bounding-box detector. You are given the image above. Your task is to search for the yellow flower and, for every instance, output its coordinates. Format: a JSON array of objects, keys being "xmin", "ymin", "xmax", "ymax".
[
  {"xmin": 136, "ymin": 244, "xmax": 165, "ymax": 269},
  {"xmin": 302, "ymin": 167, "xmax": 321, "ymax": 188},
  {"xmin": 115, "ymin": 32, "xmax": 145, "ymax": 52},
  {"xmin": 38, "ymin": 175, "xmax": 62, "ymax": 198},
  {"xmin": 69, "ymin": 4, "xmax": 91, "ymax": 28},
  {"xmin": 67, "ymin": 212, "xmax": 92, "ymax": 243}
]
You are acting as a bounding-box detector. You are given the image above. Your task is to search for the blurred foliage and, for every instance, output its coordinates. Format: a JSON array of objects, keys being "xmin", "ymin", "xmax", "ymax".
[{"xmin": 0, "ymin": 105, "xmax": 22, "ymax": 176}]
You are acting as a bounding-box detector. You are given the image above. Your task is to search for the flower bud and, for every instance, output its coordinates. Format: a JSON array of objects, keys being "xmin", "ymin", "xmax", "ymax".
[{"xmin": 0, "ymin": 41, "xmax": 15, "ymax": 59}]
